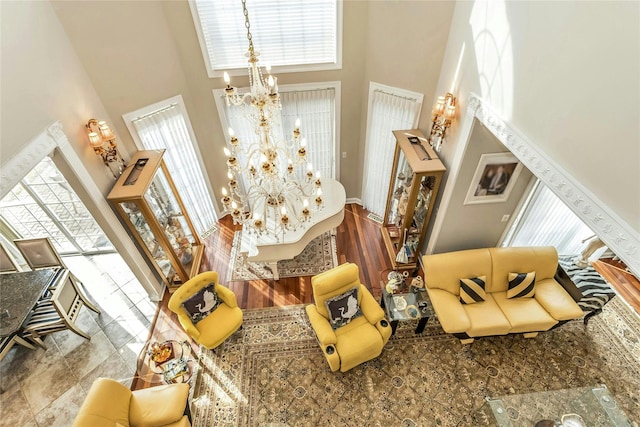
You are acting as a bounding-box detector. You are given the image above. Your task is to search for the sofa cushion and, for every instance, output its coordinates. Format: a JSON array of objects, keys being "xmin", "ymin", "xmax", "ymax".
[
  {"xmin": 459, "ymin": 276, "xmax": 486, "ymax": 304},
  {"xmin": 426, "ymin": 288, "xmax": 471, "ymax": 334},
  {"xmin": 181, "ymin": 283, "xmax": 220, "ymax": 324},
  {"xmin": 493, "ymin": 291, "xmax": 558, "ymax": 332},
  {"xmin": 534, "ymin": 278, "xmax": 584, "ymax": 321},
  {"xmin": 507, "ymin": 272, "xmax": 536, "ymax": 298},
  {"xmin": 422, "ymin": 249, "xmax": 492, "ymax": 295},
  {"xmin": 464, "ymin": 294, "xmax": 512, "ymax": 337},
  {"xmin": 325, "ymin": 287, "xmax": 362, "ymax": 329},
  {"xmin": 334, "ymin": 319, "xmax": 383, "ymax": 372},
  {"xmin": 490, "ymin": 247, "xmax": 558, "ymax": 292}
]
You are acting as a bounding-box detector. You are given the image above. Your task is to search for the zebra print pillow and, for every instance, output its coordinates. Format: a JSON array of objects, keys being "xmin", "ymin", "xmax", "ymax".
[
  {"xmin": 459, "ymin": 276, "xmax": 486, "ymax": 304},
  {"xmin": 507, "ymin": 271, "xmax": 536, "ymax": 298}
]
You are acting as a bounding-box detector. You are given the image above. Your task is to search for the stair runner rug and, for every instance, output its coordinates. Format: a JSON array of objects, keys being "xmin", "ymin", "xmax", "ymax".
[
  {"xmin": 227, "ymin": 231, "xmax": 338, "ymax": 281},
  {"xmin": 190, "ymin": 298, "xmax": 640, "ymax": 426}
]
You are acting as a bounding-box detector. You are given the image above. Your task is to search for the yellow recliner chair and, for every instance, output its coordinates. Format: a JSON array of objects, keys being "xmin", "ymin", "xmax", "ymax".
[
  {"xmin": 72, "ymin": 378, "xmax": 191, "ymax": 427},
  {"xmin": 168, "ymin": 271, "xmax": 243, "ymax": 349},
  {"xmin": 306, "ymin": 263, "xmax": 392, "ymax": 372}
]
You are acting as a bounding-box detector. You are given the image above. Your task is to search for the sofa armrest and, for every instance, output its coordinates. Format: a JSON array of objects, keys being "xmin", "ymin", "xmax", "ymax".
[
  {"xmin": 216, "ymin": 284, "xmax": 239, "ymax": 308},
  {"xmin": 427, "ymin": 288, "xmax": 471, "ymax": 333},
  {"xmin": 130, "ymin": 383, "xmax": 190, "ymax": 427},
  {"xmin": 534, "ymin": 278, "xmax": 584, "ymax": 321},
  {"xmin": 305, "ymin": 305, "xmax": 341, "ymax": 371},
  {"xmin": 176, "ymin": 312, "xmax": 201, "ymax": 340},
  {"xmin": 305, "ymin": 305, "xmax": 337, "ymax": 345},
  {"xmin": 72, "ymin": 378, "xmax": 131, "ymax": 427},
  {"xmin": 359, "ymin": 284, "xmax": 384, "ymax": 325}
]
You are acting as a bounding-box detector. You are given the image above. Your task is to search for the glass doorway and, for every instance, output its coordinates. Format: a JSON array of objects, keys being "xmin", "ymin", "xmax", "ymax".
[{"xmin": 0, "ymin": 156, "xmax": 114, "ymax": 255}]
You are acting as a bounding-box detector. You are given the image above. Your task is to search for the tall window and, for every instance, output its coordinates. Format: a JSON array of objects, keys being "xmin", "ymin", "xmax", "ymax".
[
  {"xmin": 123, "ymin": 96, "xmax": 218, "ymax": 238},
  {"xmin": 190, "ymin": 0, "xmax": 342, "ymax": 76},
  {"xmin": 0, "ymin": 156, "xmax": 114, "ymax": 255},
  {"xmin": 502, "ymin": 180, "xmax": 597, "ymax": 255},
  {"xmin": 362, "ymin": 82, "xmax": 423, "ymax": 217},
  {"xmin": 214, "ymin": 82, "xmax": 339, "ymax": 190}
]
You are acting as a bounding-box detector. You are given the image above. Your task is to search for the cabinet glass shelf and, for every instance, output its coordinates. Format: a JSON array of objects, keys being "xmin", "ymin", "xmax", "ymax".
[{"xmin": 108, "ymin": 149, "xmax": 204, "ymax": 292}]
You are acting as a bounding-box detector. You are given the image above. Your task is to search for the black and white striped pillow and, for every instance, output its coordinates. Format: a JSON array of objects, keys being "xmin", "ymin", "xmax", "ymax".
[
  {"xmin": 507, "ymin": 272, "xmax": 536, "ymax": 298},
  {"xmin": 459, "ymin": 276, "xmax": 486, "ymax": 304}
]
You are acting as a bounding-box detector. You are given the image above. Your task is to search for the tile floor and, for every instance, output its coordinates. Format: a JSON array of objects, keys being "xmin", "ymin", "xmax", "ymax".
[{"xmin": 0, "ymin": 253, "xmax": 158, "ymax": 426}]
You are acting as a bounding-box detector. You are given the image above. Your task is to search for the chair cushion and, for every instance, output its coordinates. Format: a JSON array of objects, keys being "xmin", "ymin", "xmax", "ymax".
[
  {"xmin": 459, "ymin": 276, "xmax": 486, "ymax": 304},
  {"xmin": 194, "ymin": 303, "xmax": 243, "ymax": 349},
  {"xmin": 325, "ymin": 287, "xmax": 362, "ymax": 329},
  {"xmin": 181, "ymin": 283, "xmax": 220, "ymax": 323},
  {"xmin": 72, "ymin": 378, "xmax": 131, "ymax": 427},
  {"xmin": 507, "ymin": 271, "xmax": 536, "ymax": 298},
  {"xmin": 335, "ymin": 320, "xmax": 383, "ymax": 372}
]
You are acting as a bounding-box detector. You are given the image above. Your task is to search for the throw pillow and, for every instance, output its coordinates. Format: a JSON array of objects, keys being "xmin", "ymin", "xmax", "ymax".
[
  {"xmin": 459, "ymin": 276, "xmax": 486, "ymax": 304},
  {"xmin": 325, "ymin": 287, "xmax": 363, "ymax": 329},
  {"xmin": 181, "ymin": 283, "xmax": 221, "ymax": 324},
  {"xmin": 507, "ymin": 271, "xmax": 536, "ymax": 298}
]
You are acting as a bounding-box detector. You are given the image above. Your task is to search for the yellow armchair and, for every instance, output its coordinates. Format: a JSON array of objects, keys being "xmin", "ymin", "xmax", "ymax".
[
  {"xmin": 305, "ymin": 263, "xmax": 391, "ymax": 372},
  {"xmin": 168, "ymin": 271, "xmax": 243, "ymax": 349},
  {"xmin": 72, "ymin": 378, "xmax": 191, "ymax": 427}
]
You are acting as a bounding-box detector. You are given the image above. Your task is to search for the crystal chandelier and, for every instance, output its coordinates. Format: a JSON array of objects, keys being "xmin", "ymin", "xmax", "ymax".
[{"xmin": 220, "ymin": 0, "xmax": 323, "ymax": 240}]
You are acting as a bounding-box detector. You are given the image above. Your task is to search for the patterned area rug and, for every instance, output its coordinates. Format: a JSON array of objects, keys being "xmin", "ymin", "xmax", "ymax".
[
  {"xmin": 227, "ymin": 231, "xmax": 338, "ymax": 281},
  {"xmin": 190, "ymin": 298, "xmax": 640, "ymax": 426}
]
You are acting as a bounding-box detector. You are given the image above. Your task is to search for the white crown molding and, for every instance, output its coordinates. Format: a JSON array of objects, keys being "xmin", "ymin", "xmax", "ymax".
[{"xmin": 467, "ymin": 93, "xmax": 640, "ymax": 277}]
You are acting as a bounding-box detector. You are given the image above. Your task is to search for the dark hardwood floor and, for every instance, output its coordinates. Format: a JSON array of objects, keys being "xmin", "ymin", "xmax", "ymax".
[{"xmin": 199, "ymin": 203, "xmax": 394, "ymax": 307}]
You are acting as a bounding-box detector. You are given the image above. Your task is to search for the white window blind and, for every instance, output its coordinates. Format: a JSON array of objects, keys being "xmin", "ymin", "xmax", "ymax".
[
  {"xmin": 219, "ymin": 87, "xmax": 337, "ymax": 191},
  {"xmin": 191, "ymin": 0, "xmax": 339, "ymax": 75},
  {"xmin": 503, "ymin": 181, "xmax": 596, "ymax": 255},
  {"xmin": 130, "ymin": 105, "xmax": 218, "ymax": 237},
  {"xmin": 362, "ymin": 84, "xmax": 423, "ymax": 217}
]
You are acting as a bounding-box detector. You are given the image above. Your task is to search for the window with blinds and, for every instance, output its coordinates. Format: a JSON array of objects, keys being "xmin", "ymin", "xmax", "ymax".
[
  {"xmin": 213, "ymin": 82, "xmax": 339, "ymax": 193},
  {"xmin": 361, "ymin": 82, "xmax": 424, "ymax": 217},
  {"xmin": 190, "ymin": 0, "xmax": 341, "ymax": 77},
  {"xmin": 502, "ymin": 180, "xmax": 596, "ymax": 255}
]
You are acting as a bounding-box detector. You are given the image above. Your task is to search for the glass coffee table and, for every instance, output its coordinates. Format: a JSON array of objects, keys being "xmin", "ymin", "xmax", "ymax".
[
  {"xmin": 138, "ymin": 330, "xmax": 197, "ymax": 385},
  {"xmin": 380, "ymin": 283, "xmax": 433, "ymax": 335},
  {"xmin": 484, "ymin": 385, "xmax": 633, "ymax": 426}
]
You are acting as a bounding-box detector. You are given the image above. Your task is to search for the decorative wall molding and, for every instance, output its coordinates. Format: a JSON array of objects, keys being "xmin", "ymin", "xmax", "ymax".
[
  {"xmin": 467, "ymin": 93, "xmax": 640, "ymax": 277},
  {"xmin": 0, "ymin": 130, "xmax": 56, "ymax": 198}
]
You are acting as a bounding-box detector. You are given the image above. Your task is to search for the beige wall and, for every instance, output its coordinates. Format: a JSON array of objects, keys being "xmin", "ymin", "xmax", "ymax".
[
  {"xmin": 431, "ymin": 0, "xmax": 639, "ymax": 247},
  {"xmin": 48, "ymin": 0, "xmax": 454, "ymax": 206}
]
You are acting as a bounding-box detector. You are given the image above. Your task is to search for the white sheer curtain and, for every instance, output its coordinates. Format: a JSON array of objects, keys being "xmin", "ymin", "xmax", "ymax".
[
  {"xmin": 362, "ymin": 87, "xmax": 422, "ymax": 216},
  {"xmin": 132, "ymin": 105, "xmax": 217, "ymax": 237},
  {"xmin": 504, "ymin": 181, "xmax": 596, "ymax": 255},
  {"xmin": 221, "ymin": 87, "xmax": 336, "ymax": 188},
  {"xmin": 280, "ymin": 88, "xmax": 335, "ymax": 179}
]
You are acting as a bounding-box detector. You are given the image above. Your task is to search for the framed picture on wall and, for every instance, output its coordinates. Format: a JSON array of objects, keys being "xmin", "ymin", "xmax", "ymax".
[{"xmin": 463, "ymin": 152, "xmax": 523, "ymax": 205}]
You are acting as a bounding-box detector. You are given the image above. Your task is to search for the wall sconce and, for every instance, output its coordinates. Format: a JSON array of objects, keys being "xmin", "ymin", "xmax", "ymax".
[
  {"xmin": 85, "ymin": 119, "xmax": 127, "ymax": 178},
  {"xmin": 429, "ymin": 92, "xmax": 456, "ymax": 151}
]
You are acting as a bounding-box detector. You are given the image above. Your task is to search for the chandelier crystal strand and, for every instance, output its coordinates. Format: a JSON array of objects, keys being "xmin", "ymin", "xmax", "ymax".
[{"xmin": 220, "ymin": 0, "xmax": 323, "ymax": 240}]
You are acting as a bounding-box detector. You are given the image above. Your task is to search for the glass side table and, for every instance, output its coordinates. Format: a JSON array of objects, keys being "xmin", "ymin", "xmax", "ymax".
[
  {"xmin": 484, "ymin": 385, "xmax": 633, "ymax": 426},
  {"xmin": 379, "ymin": 280, "xmax": 433, "ymax": 335},
  {"xmin": 138, "ymin": 330, "xmax": 197, "ymax": 385}
]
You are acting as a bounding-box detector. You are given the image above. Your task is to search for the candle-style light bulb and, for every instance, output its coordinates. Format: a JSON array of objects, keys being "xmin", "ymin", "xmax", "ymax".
[
  {"xmin": 222, "ymin": 187, "xmax": 228, "ymax": 196},
  {"xmin": 224, "ymin": 147, "xmax": 231, "ymax": 157},
  {"xmin": 268, "ymin": 75, "xmax": 275, "ymax": 91},
  {"xmin": 228, "ymin": 127, "xmax": 235, "ymax": 137},
  {"xmin": 301, "ymin": 138, "xmax": 307, "ymax": 147},
  {"xmin": 223, "ymin": 72, "xmax": 230, "ymax": 86},
  {"xmin": 295, "ymin": 118, "xmax": 301, "ymax": 129}
]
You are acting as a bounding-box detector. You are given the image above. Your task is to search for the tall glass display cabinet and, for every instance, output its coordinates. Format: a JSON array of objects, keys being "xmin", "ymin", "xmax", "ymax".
[
  {"xmin": 382, "ymin": 130, "xmax": 446, "ymax": 271},
  {"xmin": 107, "ymin": 149, "xmax": 204, "ymax": 292}
]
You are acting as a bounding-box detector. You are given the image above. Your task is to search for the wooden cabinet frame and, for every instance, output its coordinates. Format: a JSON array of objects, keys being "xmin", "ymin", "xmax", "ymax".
[
  {"xmin": 107, "ymin": 150, "xmax": 204, "ymax": 291},
  {"xmin": 381, "ymin": 130, "xmax": 446, "ymax": 270}
]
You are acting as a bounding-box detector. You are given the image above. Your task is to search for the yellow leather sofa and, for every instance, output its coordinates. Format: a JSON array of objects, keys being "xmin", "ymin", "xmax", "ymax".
[
  {"xmin": 306, "ymin": 263, "xmax": 392, "ymax": 372},
  {"xmin": 72, "ymin": 378, "xmax": 191, "ymax": 427},
  {"xmin": 422, "ymin": 246, "xmax": 583, "ymax": 344}
]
